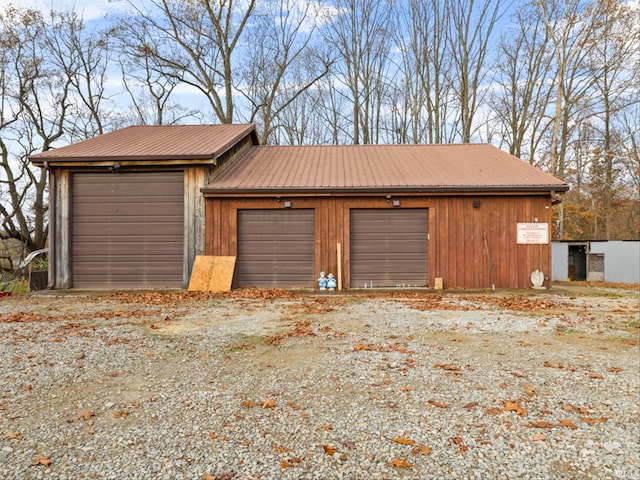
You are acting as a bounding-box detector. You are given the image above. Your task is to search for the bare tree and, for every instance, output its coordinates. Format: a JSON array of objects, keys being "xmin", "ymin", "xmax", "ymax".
[
  {"xmin": 238, "ymin": 0, "xmax": 332, "ymax": 144},
  {"xmin": 447, "ymin": 0, "xmax": 504, "ymax": 143},
  {"xmin": 45, "ymin": 10, "xmax": 114, "ymax": 139},
  {"xmin": 0, "ymin": 5, "xmax": 118, "ymax": 257},
  {"xmin": 0, "ymin": 6, "xmax": 64, "ymax": 254},
  {"xmin": 121, "ymin": 0, "xmax": 256, "ymax": 124},
  {"xmin": 491, "ymin": 1, "xmax": 555, "ymax": 163},
  {"xmin": 115, "ymin": 21, "xmax": 200, "ymax": 126},
  {"xmin": 586, "ymin": 0, "xmax": 640, "ymax": 238},
  {"xmin": 538, "ymin": 0, "xmax": 601, "ymax": 179},
  {"xmin": 393, "ymin": 0, "xmax": 454, "ymax": 144},
  {"xmin": 322, "ymin": 0, "xmax": 396, "ymax": 144}
]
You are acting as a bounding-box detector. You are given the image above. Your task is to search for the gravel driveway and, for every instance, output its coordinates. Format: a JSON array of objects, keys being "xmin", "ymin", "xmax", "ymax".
[{"xmin": 1, "ymin": 287, "xmax": 639, "ymax": 480}]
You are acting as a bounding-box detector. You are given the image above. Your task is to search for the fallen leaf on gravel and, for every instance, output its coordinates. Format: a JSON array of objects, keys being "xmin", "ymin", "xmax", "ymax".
[
  {"xmin": 504, "ymin": 401, "xmax": 527, "ymax": 416},
  {"xmin": 464, "ymin": 402, "xmax": 479, "ymax": 410},
  {"xmin": 607, "ymin": 366, "xmax": 623, "ymax": 373},
  {"xmin": 216, "ymin": 473, "xmax": 235, "ymax": 480},
  {"xmin": 261, "ymin": 399, "xmax": 276, "ymax": 409},
  {"xmin": 412, "ymin": 445, "xmax": 432, "ymax": 455},
  {"xmin": 558, "ymin": 419, "xmax": 578, "ymax": 429},
  {"xmin": 389, "ymin": 458, "xmax": 413, "ymax": 468},
  {"xmin": 274, "ymin": 445, "xmax": 290, "ymax": 453},
  {"xmin": 354, "ymin": 343, "xmax": 376, "ymax": 351},
  {"xmin": 240, "ymin": 400, "xmax": 256, "ymax": 408},
  {"xmin": 393, "ymin": 437, "xmax": 416, "ymax": 445},
  {"xmin": 527, "ymin": 421, "xmax": 555, "ymax": 429},
  {"xmin": 451, "ymin": 435, "xmax": 463, "ymax": 445},
  {"xmin": 286, "ymin": 401, "xmax": 301, "ymax": 410},
  {"xmin": 428, "ymin": 400, "xmax": 449, "ymax": 408},
  {"xmin": 202, "ymin": 475, "xmax": 216, "ymax": 480},
  {"xmin": 434, "ymin": 363, "xmax": 461, "ymax": 371},
  {"xmin": 113, "ymin": 410, "xmax": 129, "ymax": 418},
  {"xmin": 484, "ymin": 407, "xmax": 503, "ymax": 415},
  {"xmin": 75, "ymin": 411, "xmax": 97, "ymax": 421},
  {"xmin": 543, "ymin": 361, "xmax": 564, "ymax": 369},
  {"xmin": 582, "ymin": 416, "xmax": 607, "ymax": 426},
  {"xmin": 524, "ymin": 386, "xmax": 536, "ymax": 397},
  {"xmin": 322, "ymin": 445, "xmax": 337, "ymax": 455},
  {"xmin": 398, "ymin": 385, "xmax": 412, "ymax": 391},
  {"xmin": 4, "ymin": 431, "xmax": 21, "ymax": 439},
  {"xmin": 588, "ymin": 372, "xmax": 604, "ymax": 379},
  {"xmin": 281, "ymin": 460, "xmax": 294, "ymax": 468},
  {"xmin": 533, "ymin": 433, "xmax": 547, "ymax": 441},
  {"xmin": 317, "ymin": 424, "xmax": 333, "ymax": 431},
  {"xmin": 266, "ymin": 320, "xmax": 316, "ymax": 345},
  {"xmin": 31, "ymin": 456, "xmax": 52, "ymax": 467}
]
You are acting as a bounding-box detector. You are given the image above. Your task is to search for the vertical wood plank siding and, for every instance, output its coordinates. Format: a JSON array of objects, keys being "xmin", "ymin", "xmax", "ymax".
[{"xmin": 205, "ymin": 194, "xmax": 553, "ymax": 289}]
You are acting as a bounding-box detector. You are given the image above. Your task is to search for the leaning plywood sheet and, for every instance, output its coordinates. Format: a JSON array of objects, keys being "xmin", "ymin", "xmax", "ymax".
[{"xmin": 188, "ymin": 256, "xmax": 236, "ymax": 292}]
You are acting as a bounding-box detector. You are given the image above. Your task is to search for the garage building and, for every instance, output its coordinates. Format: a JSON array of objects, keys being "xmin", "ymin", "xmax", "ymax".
[
  {"xmin": 32, "ymin": 125, "xmax": 568, "ymax": 290},
  {"xmin": 203, "ymin": 144, "xmax": 568, "ymax": 289},
  {"xmin": 31, "ymin": 124, "xmax": 258, "ymax": 289}
]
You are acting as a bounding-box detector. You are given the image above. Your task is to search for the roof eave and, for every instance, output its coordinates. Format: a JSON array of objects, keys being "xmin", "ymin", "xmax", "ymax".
[
  {"xmin": 31, "ymin": 154, "xmax": 220, "ymax": 166},
  {"xmin": 201, "ymin": 184, "xmax": 570, "ymax": 196}
]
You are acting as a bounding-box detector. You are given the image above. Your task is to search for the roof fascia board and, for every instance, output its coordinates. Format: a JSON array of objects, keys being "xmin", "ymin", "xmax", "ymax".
[
  {"xmin": 33, "ymin": 158, "xmax": 219, "ymax": 167},
  {"xmin": 201, "ymin": 185, "xmax": 569, "ymax": 196}
]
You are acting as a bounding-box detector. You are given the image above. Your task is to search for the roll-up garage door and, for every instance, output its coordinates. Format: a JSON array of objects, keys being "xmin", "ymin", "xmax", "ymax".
[
  {"xmin": 72, "ymin": 172, "xmax": 184, "ymax": 288},
  {"xmin": 237, "ymin": 209, "xmax": 315, "ymax": 288},
  {"xmin": 350, "ymin": 209, "xmax": 428, "ymax": 288}
]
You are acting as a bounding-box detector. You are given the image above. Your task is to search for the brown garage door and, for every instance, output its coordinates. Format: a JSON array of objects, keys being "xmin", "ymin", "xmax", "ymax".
[
  {"xmin": 72, "ymin": 172, "xmax": 184, "ymax": 288},
  {"xmin": 237, "ymin": 209, "xmax": 315, "ymax": 288},
  {"xmin": 350, "ymin": 209, "xmax": 428, "ymax": 288}
]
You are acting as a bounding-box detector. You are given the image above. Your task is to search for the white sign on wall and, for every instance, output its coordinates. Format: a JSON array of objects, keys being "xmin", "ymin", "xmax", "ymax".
[{"xmin": 517, "ymin": 223, "xmax": 549, "ymax": 244}]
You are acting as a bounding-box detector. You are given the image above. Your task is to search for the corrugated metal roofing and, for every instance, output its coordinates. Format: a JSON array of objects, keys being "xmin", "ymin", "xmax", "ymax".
[
  {"xmin": 30, "ymin": 124, "xmax": 257, "ymax": 163},
  {"xmin": 202, "ymin": 144, "xmax": 568, "ymax": 193}
]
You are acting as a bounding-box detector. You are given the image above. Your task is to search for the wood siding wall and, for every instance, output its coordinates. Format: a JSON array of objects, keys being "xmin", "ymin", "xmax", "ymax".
[{"xmin": 205, "ymin": 194, "xmax": 554, "ymax": 289}]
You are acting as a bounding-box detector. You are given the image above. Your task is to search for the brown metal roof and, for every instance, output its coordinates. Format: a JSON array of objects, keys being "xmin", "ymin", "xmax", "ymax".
[
  {"xmin": 202, "ymin": 144, "xmax": 568, "ymax": 194},
  {"xmin": 30, "ymin": 124, "xmax": 258, "ymax": 164}
]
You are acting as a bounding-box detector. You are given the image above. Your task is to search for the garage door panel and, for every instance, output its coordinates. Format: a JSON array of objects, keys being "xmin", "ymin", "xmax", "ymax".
[
  {"xmin": 237, "ymin": 209, "xmax": 315, "ymax": 288},
  {"xmin": 351, "ymin": 209, "xmax": 428, "ymax": 288},
  {"xmin": 73, "ymin": 203, "xmax": 183, "ymax": 217},
  {"xmin": 74, "ymin": 223, "xmax": 185, "ymax": 237},
  {"xmin": 73, "ymin": 243, "xmax": 183, "ymax": 255},
  {"xmin": 72, "ymin": 172, "xmax": 184, "ymax": 288},
  {"xmin": 73, "ymin": 259, "xmax": 182, "ymax": 275},
  {"xmin": 72, "ymin": 274, "xmax": 180, "ymax": 289}
]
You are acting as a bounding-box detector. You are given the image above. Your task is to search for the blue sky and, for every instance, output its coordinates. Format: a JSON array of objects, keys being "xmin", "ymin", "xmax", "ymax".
[{"xmin": 0, "ymin": 0, "xmax": 132, "ymax": 20}]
